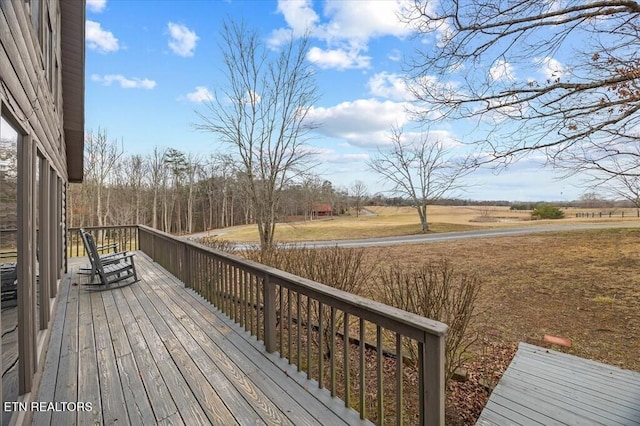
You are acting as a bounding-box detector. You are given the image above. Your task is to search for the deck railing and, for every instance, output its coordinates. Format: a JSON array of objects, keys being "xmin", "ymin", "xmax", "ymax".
[
  {"xmin": 68, "ymin": 225, "xmax": 447, "ymax": 425},
  {"xmin": 137, "ymin": 225, "xmax": 447, "ymax": 425},
  {"xmin": 68, "ymin": 225, "xmax": 139, "ymax": 257}
]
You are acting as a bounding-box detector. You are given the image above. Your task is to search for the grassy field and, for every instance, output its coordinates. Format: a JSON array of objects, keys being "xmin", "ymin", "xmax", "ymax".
[
  {"xmin": 214, "ymin": 205, "xmax": 640, "ymax": 242},
  {"xmin": 360, "ymin": 227, "xmax": 640, "ymax": 373}
]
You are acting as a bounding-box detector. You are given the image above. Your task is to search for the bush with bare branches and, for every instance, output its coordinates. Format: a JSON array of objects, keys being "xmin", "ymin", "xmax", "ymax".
[
  {"xmin": 379, "ymin": 258, "xmax": 480, "ymax": 382},
  {"xmin": 199, "ymin": 237, "xmax": 237, "ymax": 253},
  {"xmin": 242, "ymin": 244, "xmax": 374, "ymax": 358}
]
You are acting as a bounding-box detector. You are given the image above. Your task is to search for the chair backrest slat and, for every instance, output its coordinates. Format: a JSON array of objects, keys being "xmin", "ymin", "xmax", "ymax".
[{"xmin": 84, "ymin": 233, "xmax": 102, "ymax": 269}]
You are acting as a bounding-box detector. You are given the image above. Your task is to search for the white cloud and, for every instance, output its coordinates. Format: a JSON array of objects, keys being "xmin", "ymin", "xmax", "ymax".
[
  {"xmin": 272, "ymin": 0, "xmax": 412, "ymax": 46},
  {"xmin": 536, "ymin": 56, "xmax": 567, "ymax": 80},
  {"xmin": 275, "ymin": 0, "xmax": 319, "ymax": 38},
  {"xmin": 308, "ymin": 99, "xmax": 409, "ymax": 147},
  {"xmin": 91, "ymin": 74, "xmax": 156, "ymax": 89},
  {"xmin": 167, "ymin": 23, "xmax": 198, "ymax": 57},
  {"xmin": 319, "ymin": 1, "xmax": 413, "ymax": 43},
  {"xmin": 307, "ymin": 46, "xmax": 371, "ymax": 70},
  {"xmin": 186, "ymin": 86, "xmax": 214, "ymax": 103},
  {"xmin": 489, "ymin": 59, "xmax": 515, "ymax": 82},
  {"xmin": 368, "ymin": 72, "xmax": 411, "ymax": 101},
  {"xmin": 388, "ymin": 49, "xmax": 402, "ymax": 62},
  {"xmin": 271, "ymin": 0, "xmax": 413, "ymax": 71},
  {"xmin": 86, "ymin": 0, "xmax": 106, "ymax": 13},
  {"xmin": 86, "ymin": 20, "xmax": 119, "ymax": 53}
]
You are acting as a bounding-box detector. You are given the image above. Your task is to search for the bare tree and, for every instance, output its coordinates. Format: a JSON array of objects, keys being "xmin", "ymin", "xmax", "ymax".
[
  {"xmin": 350, "ymin": 180, "xmax": 368, "ymax": 217},
  {"xmin": 591, "ymin": 164, "xmax": 640, "ymax": 213},
  {"xmin": 147, "ymin": 147, "xmax": 166, "ymax": 230},
  {"xmin": 608, "ymin": 175, "xmax": 640, "ymax": 214},
  {"xmin": 128, "ymin": 154, "xmax": 147, "ymax": 224},
  {"xmin": 403, "ymin": 1, "xmax": 640, "ymax": 178},
  {"xmin": 84, "ymin": 129, "xmax": 123, "ymax": 228},
  {"xmin": 369, "ymin": 127, "xmax": 467, "ymax": 232},
  {"xmin": 164, "ymin": 148, "xmax": 187, "ymax": 233},
  {"xmin": 300, "ymin": 174, "xmax": 323, "ymax": 220},
  {"xmin": 195, "ymin": 20, "xmax": 319, "ymax": 250},
  {"xmin": 184, "ymin": 153, "xmax": 202, "ymax": 233}
]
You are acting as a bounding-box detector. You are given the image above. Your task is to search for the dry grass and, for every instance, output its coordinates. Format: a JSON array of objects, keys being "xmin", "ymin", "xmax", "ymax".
[
  {"xmin": 217, "ymin": 205, "xmax": 640, "ymax": 242},
  {"xmin": 364, "ymin": 227, "xmax": 640, "ymax": 372}
]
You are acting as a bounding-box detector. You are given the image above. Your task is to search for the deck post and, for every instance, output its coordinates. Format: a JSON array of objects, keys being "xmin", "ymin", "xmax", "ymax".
[
  {"xmin": 419, "ymin": 333, "xmax": 445, "ymax": 425},
  {"xmin": 263, "ymin": 273, "xmax": 277, "ymax": 353}
]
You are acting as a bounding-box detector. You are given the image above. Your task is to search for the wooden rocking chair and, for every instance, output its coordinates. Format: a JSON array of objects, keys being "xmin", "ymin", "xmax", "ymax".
[{"xmin": 81, "ymin": 231, "xmax": 138, "ymax": 288}]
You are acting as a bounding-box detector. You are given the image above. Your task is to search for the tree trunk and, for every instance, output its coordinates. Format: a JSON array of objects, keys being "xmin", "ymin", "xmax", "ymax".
[
  {"xmin": 417, "ymin": 205, "xmax": 429, "ymax": 233},
  {"xmin": 152, "ymin": 190, "xmax": 158, "ymax": 229}
]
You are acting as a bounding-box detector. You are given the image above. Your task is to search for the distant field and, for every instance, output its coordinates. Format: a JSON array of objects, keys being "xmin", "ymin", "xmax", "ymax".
[{"xmin": 212, "ymin": 205, "xmax": 640, "ymax": 242}]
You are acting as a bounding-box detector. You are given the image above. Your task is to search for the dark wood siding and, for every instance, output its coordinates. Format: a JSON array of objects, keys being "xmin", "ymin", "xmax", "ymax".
[{"xmin": 0, "ymin": 0, "xmax": 84, "ymax": 423}]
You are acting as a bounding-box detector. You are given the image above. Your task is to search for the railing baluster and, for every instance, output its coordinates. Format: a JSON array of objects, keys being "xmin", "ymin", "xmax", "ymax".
[
  {"xmin": 240, "ymin": 270, "xmax": 246, "ymax": 329},
  {"xmin": 236, "ymin": 267, "xmax": 240, "ymax": 321},
  {"xmin": 296, "ymin": 292, "xmax": 302, "ymax": 372},
  {"xmin": 344, "ymin": 312, "xmax": 350, "ymax": 409},
  {"xmin": 330, "ymin": 307, "xmax": 336, "ymax": 397},
  {"xmin": 396, "ymin": 333, "xmax": 403, "ymax": 426},
  {"xmin": 250, "ymin": 273, "xmax": 255, "ymax": 335},
  {"xmin": 257, "ymin": 275, "xmax": 262, "ymax": 341},
  {"xmin": 225, "ymin": 263, "xmax": 231, "ymax": 315},
  {"xmin": 279, "ymin": 285, "xmax": 284, "ymax": 355},
  {"xmin": 319, "ymin": 302, "xmax": 324, "ymax": 389},
  {"xmin": 212, "ymin": 259, "xmax": 219, "ymax": 306},
  {"xmin": 306, "ymin": 296, "xmax": 312, "ymax": 381},
  {"xmin": 377, "ymin": 325, "xmax": 383, "ymax": 425},
  {"xmin": 232, "ymin": 265, "xmax": 237, "ymax": 320},
  {"xmin": 287, "ymin": 288, "xmax": 292, "ymax": 363},
  {"xmin": 359, "ymin": 317, "xmax": 366, "ymax": 420}
]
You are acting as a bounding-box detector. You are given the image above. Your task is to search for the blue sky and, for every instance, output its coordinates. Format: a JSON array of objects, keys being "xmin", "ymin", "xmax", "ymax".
[{"xmin": 84, "ymin": 0, "xmax": 584, "ymax": 202}]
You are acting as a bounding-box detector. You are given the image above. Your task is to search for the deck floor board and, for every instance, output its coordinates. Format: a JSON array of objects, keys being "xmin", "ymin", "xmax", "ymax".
[
  {"xmin": 477, "ymin": 342, "xmax": 640, "ymax": 425},
  {"xmin": 33, "ymin": 253, "xmax": 368, "ymax": 425}
]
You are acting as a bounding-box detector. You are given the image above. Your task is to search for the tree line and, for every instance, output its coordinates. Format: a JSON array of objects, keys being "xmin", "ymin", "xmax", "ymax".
[{"xmin": 69, "ymin": 129, "xmax": 356, "ymax": 234}]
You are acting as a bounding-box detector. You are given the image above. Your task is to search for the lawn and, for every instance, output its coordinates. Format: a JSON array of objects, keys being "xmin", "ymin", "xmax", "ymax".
[
  {"xmin": 362, "ymin": 227, "xmax": 640, "ymax": 373},
  {"xmin": 216, "ymin": 205, "xmax": 640, "ymax": 242}
]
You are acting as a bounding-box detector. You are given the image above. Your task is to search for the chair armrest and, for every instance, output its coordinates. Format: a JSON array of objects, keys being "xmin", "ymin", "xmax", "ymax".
[
  {"xmin": 100, "ymin": 252, "xmax": 135, "ymax": 266},
  {"xmin": 96, "ymin": 243, "xmax": 118, "ymax": 253}
]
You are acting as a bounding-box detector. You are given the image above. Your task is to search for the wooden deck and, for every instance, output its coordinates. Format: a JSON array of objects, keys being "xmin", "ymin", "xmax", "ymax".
[
  {"xmin": 33, "ymin": 252, "xmax": 369, "ymax": 425},
  {"xmin": 477, "ymin": 342, "xmax": 640, "ymax": 425}
]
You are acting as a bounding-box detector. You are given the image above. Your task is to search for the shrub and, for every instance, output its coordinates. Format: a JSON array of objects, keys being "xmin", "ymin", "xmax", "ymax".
[
  {"xmin": 531, "ymin": 205, "xmax": 565, "ymax": 219},
  {"xmin": 242, "ymin": 244, "xmax": 374, "ymax": 359},
  {"xmin": 199, "ymin": 237, "xmax": 236, "ymax": 252},
  {"xmin": 379, "ymin": 258, "xmax": 481, "ymax": 383}
]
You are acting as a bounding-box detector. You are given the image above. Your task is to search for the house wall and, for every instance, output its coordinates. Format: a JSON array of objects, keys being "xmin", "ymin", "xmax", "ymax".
[{"xmin": 0, "ymin": 1, "xmax": 81, "ymax": 423}]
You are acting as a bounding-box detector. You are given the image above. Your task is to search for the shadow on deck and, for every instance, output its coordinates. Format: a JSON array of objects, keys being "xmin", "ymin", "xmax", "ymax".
[{"xmin": 33, "ymin": 253, "xmax": 368, "ymax": 425}]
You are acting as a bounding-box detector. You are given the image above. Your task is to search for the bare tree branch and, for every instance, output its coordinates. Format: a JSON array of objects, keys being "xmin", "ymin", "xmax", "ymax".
[{"xmin": 404, "ymin": 0, "xmax": 640, "ymax": 177}]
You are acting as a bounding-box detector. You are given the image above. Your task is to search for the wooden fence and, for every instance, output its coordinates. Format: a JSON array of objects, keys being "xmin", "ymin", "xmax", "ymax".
[{"xmin": 575, "ymin": 211, "xmax": 640, "ymax": 218}]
